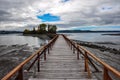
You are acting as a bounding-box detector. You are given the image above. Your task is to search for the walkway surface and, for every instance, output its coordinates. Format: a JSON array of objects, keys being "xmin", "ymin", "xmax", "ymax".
[{"xmin": 29, "ymin": 35, "xmax": 97, "ymax": 80}]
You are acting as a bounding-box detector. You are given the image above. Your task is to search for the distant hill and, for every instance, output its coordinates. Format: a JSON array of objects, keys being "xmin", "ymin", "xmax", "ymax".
[
  {"xmin": 0, "ymin": 30, "xmax": 23, "ymax": 34},
  {"xmin": 57, "ymin": 30, "xmax": 120, "ymax": 33}
]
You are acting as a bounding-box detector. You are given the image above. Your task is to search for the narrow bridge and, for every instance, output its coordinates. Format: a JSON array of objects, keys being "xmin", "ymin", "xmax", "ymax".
[{"xmin": 1, "ymin": 35, "xmax": 120, "ymax": 80}]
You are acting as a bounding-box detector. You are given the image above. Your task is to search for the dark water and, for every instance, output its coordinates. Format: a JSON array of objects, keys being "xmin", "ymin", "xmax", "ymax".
[{"xmin": 0, "ymin": 34, "xmax": 47, "ymax": 47}]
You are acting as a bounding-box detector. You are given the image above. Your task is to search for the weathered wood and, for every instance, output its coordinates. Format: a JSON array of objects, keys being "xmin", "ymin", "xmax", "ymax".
[
  {"xmin": 15, "ymin": 67, "xmax": 23, "ymax": 80},
  {"xmin": 37, "ymin": 53, "xmax": 40, "ymax": 72},
  {"xmin": 63, "ymin": 35, "xmax": 120, "ymax": 80},
  {"xmin": 1, "ymin": 35, "xmax": 58, "ymax": 80},
  {"xmin": 44, "ymin": 49, "xmax": 46, "ymax": 60},
  {"xmin": 29, "ymin": 35, "xmax": 96, "ymax": 80},
  {"xmin": 103, "ymin": 67, "xmax": 112, "ymax": 80},
  {"xmin": 29, "ymin": 78, "xmax": 97, "ymax": 80},
  {"xmin": 77, "ymin": 46, "xmax": 80, "ymax": 60},
  {"xmin": 3, "ymin": 35, "xmax": 120, "ymax": 80}
]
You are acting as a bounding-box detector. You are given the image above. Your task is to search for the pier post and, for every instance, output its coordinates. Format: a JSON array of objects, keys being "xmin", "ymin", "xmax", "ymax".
[
  {"xmin": 44, "ymin": 49, "xmax": 46, "ymax": 60},
  {"xmin": 85, "ymin": 51, "xmax": 88, "ymax": 72},
  {"xmin": 103, "ymin": 67, "xmax": 112, "ymax": 80},
  {"xmin": 77, "ymin": 45, "xmax": 79, "ymax": 60},
  {"xmin": 15, "ymin": 67, "xmax": 23, "ymax": 80},
  {"xmin": 37, "ymin": 53, "xmax": 40, "ymax": 72},
  {"xmin": 84, "ymin": 51, "xmax": 91, "ymax": 78}
]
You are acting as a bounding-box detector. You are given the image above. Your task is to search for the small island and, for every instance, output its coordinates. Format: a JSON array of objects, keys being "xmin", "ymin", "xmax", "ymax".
[{"xmin": 23, "ymin": 23, "xmax": 57, "ymax": 39}]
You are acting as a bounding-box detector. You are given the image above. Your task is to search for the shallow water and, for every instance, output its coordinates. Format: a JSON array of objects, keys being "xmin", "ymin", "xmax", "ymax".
[
  {"xmin": 63, "ymin": 32, "xmax": 120, "ymax": 44},
  {"xmin": 61, "ymin": 32, "xmax": 120, "ymax": 50},
  {"xmin": 0, "ymin": 34, "xmax": 47, "ymax": 47}
]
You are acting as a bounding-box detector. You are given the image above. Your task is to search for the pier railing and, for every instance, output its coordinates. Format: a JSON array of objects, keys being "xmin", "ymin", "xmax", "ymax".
[
  {"xmin": 1, "ymin": 35, "xmax": 58, "ymax": 80},
  {"xmin": 63, "ymin": 35, "xmax": 120, "ymax": 80}
]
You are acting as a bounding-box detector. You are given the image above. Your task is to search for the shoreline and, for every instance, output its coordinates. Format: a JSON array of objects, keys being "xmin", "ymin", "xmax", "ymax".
[
  {"xmin": 0, "ymin": 34, "xmax": 54, "ymax": 79},
  {"xmin": 0, "ymin": 44, "xmax": 39, "ymax": 79},
  {"xmin": 102, "ymin": 33, "xmax": 120, "ymax": 36},
  {"xmin": 23, "ymin": 33, "xmax": 56, "ymax": 40},
  {"xmin": 0, "ymin": 35, "xmax": 119, "ymax": 79},
  {"xmin": 73, "ymin": 39, "xmax": 120, "ymax": 72},
  {"xmin": 73, "ymin": 39, "xmax": 120, "ymax": 54}
]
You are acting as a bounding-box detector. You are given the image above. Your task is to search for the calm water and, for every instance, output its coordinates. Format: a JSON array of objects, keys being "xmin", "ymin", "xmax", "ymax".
[
  {"xmin": 0, "ymin": 34, "xmax": 47, "ymax": 47},
  {"xmin": 0, "ymin": 32, "xmax": 120, "ymax": 47},
  {"xmin": 63, "ymin": 32, "xmax": 120, "ymax": 44}
]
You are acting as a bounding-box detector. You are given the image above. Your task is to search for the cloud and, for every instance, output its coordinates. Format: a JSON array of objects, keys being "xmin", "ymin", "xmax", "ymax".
[{"xmin": 0, "ymin": 0, "xmax": 120, "ymax": 31}]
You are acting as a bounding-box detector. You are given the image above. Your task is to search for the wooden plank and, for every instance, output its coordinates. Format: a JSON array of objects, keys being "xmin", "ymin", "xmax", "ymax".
[{"xmin": 29, "ymin": 35, "xmax": 97, "ymax": 80}]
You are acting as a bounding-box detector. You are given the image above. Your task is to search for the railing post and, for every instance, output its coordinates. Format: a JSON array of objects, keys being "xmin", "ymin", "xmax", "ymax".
[
  {"xmin": 103, "ymin": 67, "xmax": 112, "ymax": 80},
  {"xmin": 85, "ymin": 51, "xmax": 88, "ymax": 72},
  {"xmin": 15, "ymin": 67, "xmax": 23, "ymax": 80},
  {"xmin": 44, "ymin": 49, "xmax": 46, "ymax": 60},
  {"xmin": 84, "ymin": 51, "xmax": 91, "ymax": 78},
  {"xmin": 77, "ymin": 45, "xmax": 79, "ymax": 60},
  {"xmin": 37, "ymin": 53, "xmax": 40, "ymax": 72}
]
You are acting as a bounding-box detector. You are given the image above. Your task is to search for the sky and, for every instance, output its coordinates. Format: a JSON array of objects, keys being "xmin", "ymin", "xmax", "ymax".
[{"xmin": 0, "ymin": 0, "xmax": 120, "ymax": 31}]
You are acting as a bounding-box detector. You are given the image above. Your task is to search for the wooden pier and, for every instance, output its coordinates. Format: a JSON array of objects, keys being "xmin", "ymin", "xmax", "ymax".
[{"xmin": 1, "ymin": 35, "xmax": 120, "ymax": 80}]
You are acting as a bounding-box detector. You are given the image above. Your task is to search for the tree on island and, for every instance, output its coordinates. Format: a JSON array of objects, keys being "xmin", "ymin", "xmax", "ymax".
[
  {"xmin": 37, "ymin": 23, "xmax": 47, "ymax": 34},
  {"xmin": 23, "ymin": 23, "xmax": 57, "ymax": 34},
  {"xmin": 48, "ymin": 25, "xmax": 57, "ymax": 34},
  {"xmin": 32, "ymin": 27, "xmax": 36, "ymax": 34},
  {"xmin": 23, "ymin": 29, "xmax": 31, "ymax": 34}
]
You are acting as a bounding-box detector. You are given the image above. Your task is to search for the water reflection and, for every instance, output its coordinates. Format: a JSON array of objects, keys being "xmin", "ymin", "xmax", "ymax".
[
  {"xmin": 64, "ymin": 33, "xmax": 120, "ymax": 43},
  {"xmin": 0, "ymin": 34, "xmax": 47, "ymax": 47}
]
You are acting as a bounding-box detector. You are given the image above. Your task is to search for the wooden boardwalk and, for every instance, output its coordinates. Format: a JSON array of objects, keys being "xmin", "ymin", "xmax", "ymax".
[
  {"xmin": 29, "ymin": 35, "xmax": 97, "ymax": 80},
  {"xmin": 2, "ymin": 35, "xmax": 120, "ymax": 80}
]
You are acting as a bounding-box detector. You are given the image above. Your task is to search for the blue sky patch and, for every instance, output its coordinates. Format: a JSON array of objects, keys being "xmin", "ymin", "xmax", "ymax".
[
  {"xmin": 37, "ymin": 13, "xmax": 60, "ymax": 22},
  {"xmin": 61, "ymin": 0, "xmax": 70, "ymax": 3},
  {"xmin": 71, "ymin": 26, "xmax": 120, "ymax": 31},
  {"xmin": 102, "ymin": 7, "xmax": 112, "ymax": 10}
]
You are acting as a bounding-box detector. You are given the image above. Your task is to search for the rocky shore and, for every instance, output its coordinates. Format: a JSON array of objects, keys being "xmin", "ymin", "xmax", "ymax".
[
  {"xmin": 73, "ymin": 40, "xmax": 120, "ymax": 70},
  {"xmin": 102, "ymin": 33, "xmax": 120, "ymax": 36},
  {"xmin": 0, "ymin": 44, "xmax": 39, "ymax": 79},
  {"xmin": 0, "ymin": 33, "xmax": 56, "ymax": 79},
  {"xmin": 73, "ymin": 39, "xmax": 120, "ymax": 80},
  {"xmin": 73, "ymin": 40, "xmax": 120, "ymax": 54},
  {"xmin": 23, "ymin": 33, "xmax": 56, "ymax": 40}
]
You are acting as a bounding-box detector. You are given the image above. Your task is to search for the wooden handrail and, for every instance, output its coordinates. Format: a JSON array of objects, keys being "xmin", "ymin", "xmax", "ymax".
[
  {"xmin": 79, "ymin": 45, "xmax": 120, "ymax": 77},
  {"xmin": 1, "ymin": 35, "xmax": 58, "ymax": 80},
  {"xmin": 63, "ymin": 34, "xmax": 120, "ymax": 80}
]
